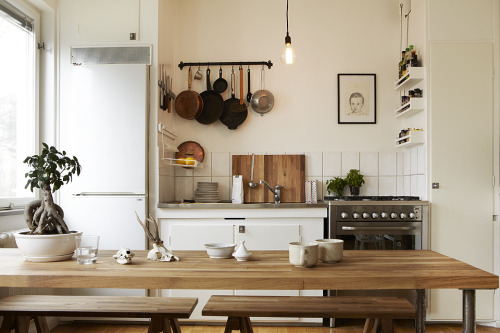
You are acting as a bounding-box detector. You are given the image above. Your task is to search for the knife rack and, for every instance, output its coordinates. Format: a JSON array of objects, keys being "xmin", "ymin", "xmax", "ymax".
[{"xmin": 178, "ymin": 60, "xmax": 273, "ymax": 70}]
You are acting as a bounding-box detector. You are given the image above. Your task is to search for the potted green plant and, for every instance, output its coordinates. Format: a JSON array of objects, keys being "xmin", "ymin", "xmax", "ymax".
[
  {"xmin": 14, "ymin": 143, "xmax": 83, "ymax": 262},
  {"xmin": 345, "ymin": 169, "xmax": 365, "ymax": 196},
  {"xmin": 326, "ymin": 177, "xmax": 346, "ymax": 197}
]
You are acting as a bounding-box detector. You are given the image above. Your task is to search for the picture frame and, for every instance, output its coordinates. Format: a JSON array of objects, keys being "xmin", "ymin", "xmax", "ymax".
[{"xmin": 338, "ymin": 74, "xmax": 376, "ymax": 124}]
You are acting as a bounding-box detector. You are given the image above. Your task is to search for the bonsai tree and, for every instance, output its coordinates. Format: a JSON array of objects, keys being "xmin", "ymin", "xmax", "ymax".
[
  {"xmin": 345, "ymin": 169, "xmax": 365, "ymax": 196},
  {"xmin": 326, "ymin": 177, "xmax": 346, "ymax": 197},
  {"xmin": 23, "ymin": 143, "xmax": 81, "ymax": 235}
]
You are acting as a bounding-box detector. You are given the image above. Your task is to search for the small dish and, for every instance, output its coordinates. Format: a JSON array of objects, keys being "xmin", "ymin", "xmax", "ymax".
[
  {"xmin": 234, "ymin": 253, "xmax": 252, "ymax": 262},
  {"xmin": 204, "ymin": 243, "xmax": 236, "ymax": 259}
]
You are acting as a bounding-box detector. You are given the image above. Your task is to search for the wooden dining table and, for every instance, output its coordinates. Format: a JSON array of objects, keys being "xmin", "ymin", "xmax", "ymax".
[{"xmin": 0, "ymin": 249, "xmax": 497, "ymax": 333}]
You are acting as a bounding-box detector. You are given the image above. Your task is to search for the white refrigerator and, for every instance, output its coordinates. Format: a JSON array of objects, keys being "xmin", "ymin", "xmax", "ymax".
[{"xmin": 59, "ymin": 63, "xmax": 149, "ymax": 296}]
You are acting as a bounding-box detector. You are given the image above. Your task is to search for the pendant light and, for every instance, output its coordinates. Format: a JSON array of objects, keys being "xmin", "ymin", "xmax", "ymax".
[{"xmin": 281, "ymin": 0, "xmax": 296, "ymax": 65}]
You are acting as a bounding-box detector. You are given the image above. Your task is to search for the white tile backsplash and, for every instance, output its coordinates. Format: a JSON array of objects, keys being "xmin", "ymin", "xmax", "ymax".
[
  {"xmin": 403, "ymin": 150, "xmax": 411, "ymax": 176},
  {"xmin": 341, "ymin": 152, "xmax": 360, "ymax": 176},
  {"xmin": 379, "ymin": 152, "xmax": 397, "ymax": 176},
  {"xmin": 212, "ymin": 176, "xmax": 230, "ymax": 202},
  {"xmin": 194, "ymin": 152, "xmax": 212, "ymax": 177},
  {"xmin": 379, "ymin": 176, "xmax": 397, "ymax": 196},
  {"xmin": 323, "ymin": 152, "xmax": 342, "ymax": 177},
  {"xmin": 360, "ymin": 152, "xmax": 379, "ymax": 177},
  {"xmin": 305, "ymin": 152, "xmax": 323, "ymax": 177},
  {"xmin": 417, "ymin": 146, "xmax": 426, "ymax": 175},
  {"xmin": 410, "ymin": 147, "xmax": 418, "ymax": 175},
  {"xmin": 169, "ymin": 150, "xmax": 427, "ymax": 201},
  {"xmin": 360, "ymin": 176, "xmax": 378, "ymax": 196},
  {"xmin": 212, "ymin": 152, "xmax": 230, "ymax": 177}
]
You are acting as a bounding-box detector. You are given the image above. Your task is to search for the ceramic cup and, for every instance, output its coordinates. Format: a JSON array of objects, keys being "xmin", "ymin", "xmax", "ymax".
[
  {"xmin": 315, "ymin": 239, "xmax": 344, "ymax": 263},
  {"xmin": 289, "ymin": 242, "xmax": 319, "ymax": 268}
]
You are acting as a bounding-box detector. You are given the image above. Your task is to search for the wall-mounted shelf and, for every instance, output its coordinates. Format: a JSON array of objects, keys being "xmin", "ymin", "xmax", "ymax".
[
  {"xmin": 395, "ymin": 130, "xmax": 424, "ymax": 148},
  {"xmin": 395, "ymin": 98, "xmax": 424, "ymax": 118},
  {"xmin": 178, "ymin": 60, "xmax": 273, "ymax": 70},
  {"xmin": 394, "ymin": 67, "xmax": 424, "ymax": 90},
  {"xmin": 162, "ymin": 157, "xmax": 202, "ymax": 168}
]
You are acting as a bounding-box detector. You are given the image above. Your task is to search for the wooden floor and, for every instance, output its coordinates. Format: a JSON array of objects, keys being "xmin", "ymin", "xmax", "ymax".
[{"xmin": 49, "ymin": 320, "xmax": 500, "ymax": 333}]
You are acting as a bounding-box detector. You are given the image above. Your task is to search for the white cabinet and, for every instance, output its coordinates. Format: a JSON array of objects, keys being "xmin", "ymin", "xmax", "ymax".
[
  {"xmin": 157, "ymin": 208, "xmax": 326, "ymax": 323},
  {"xmin": 77, "ymin": 0, "xmax": 140, "ymax": 42}
]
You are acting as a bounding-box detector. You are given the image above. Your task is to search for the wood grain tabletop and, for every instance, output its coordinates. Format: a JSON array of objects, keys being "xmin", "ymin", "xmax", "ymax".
[{"xmin": 0, "ymin": 249, "xmax": 497, "ymax": 291}]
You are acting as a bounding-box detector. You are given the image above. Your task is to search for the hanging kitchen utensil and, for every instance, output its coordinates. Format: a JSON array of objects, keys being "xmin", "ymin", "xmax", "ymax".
[
  {"xmin": 250, "ymin": 66, "xmax": 274, "ymax": 115},
  {"xmin": 246, "ymin": 66, "xmax": 252, "ymax": 103},
  {"xmin": 220, "ymin": 67, "xmax": 247, "ymax": 130},
  {"xmin": 174, "ymin": 66, "xmax": 203, "ymax": 120},
  {"xmin": 161, "ymin": 65, "xmax": 168, "ymax": 111},
  {"xmin": 175, "ymin": 140, "xmax": 205, "ymax": 168},
  {"xmin": 197, "ymin": 67, "xmax": 224, "ymax": 124},
  {"xmin": 158, "ymin": 64, "xmax": 165, "ymax": 110},
  {"xmin": 230, "ymin": 65, "xmax": 248, "ymax": 113},
  {"xmin": 213, "ymin": 66, "xmax": 228, "ymax": 94}
]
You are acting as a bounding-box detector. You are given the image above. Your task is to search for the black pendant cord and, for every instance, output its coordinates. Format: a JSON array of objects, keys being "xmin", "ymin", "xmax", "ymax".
[{"xmin": 286, "ymin": 0, "xmax": 289, "ymax": 37}]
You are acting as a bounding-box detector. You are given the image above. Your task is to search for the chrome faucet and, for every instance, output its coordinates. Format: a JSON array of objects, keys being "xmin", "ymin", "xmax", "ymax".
[{"xmin": 259, "ymin": 180, "xmax": 284, "ymax": 204}]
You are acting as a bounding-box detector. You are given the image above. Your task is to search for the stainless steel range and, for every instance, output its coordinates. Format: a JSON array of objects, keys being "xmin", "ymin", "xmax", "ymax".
[
  {"xmin": 325, "ymin": 195, "xmax": 429, "ymax": 326},
  {"xmin": 326, "ymin": 196, "xmax": 429, "ymax": 250}
]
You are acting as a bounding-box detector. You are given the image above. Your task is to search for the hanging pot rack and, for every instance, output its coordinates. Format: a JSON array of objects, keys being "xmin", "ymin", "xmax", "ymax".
[{"xmin": 178, "ymin": 60, "xmax": 273, "ymax": 70}]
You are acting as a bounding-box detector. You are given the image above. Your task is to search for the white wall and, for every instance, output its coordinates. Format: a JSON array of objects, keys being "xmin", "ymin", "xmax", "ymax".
[{"xmin": 171, "ymin": 0, "xmax": 402, "ymax": 153}]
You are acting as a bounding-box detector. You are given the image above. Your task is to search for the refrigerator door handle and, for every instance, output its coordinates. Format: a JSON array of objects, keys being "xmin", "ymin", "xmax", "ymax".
[{"xmin": 73, "ymin": 192, "xmax": 145, "ymax": 197}]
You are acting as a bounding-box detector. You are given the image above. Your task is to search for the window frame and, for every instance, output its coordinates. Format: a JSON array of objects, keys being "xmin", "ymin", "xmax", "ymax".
[{"xmin": 0, "ymin": 0, "xmax": 40, "ymax": 210}]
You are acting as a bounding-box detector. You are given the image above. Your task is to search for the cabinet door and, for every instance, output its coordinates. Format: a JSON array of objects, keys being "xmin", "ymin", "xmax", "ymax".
[
  {"xmin": 164, "ymin": 220, "xmax": 233, "ymax": 250},
  {"xmin": 429, "ymin": 42, "xmax": 494, "ymax": 320},
  {"xmin": 234, "ymin": 222, "xmax": 300, "ymax": 250},
  {"xmin": 77, "ymin": 0, "xmax": 139, "ymax": 42}
]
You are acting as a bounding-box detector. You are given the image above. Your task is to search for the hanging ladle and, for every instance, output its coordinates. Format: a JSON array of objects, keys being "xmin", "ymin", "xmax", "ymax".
[{"xmin": 248, "ymin": 154, "xmax": 258, "ymax": 188}]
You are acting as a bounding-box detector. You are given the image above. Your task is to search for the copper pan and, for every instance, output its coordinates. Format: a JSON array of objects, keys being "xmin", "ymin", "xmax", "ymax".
[{"xmin": 174, "ymin": 67, "xmax": 203, "ymax": 120}]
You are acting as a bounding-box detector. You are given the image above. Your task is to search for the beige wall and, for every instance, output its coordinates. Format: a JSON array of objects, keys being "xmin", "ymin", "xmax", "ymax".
[{"xmin": 170, "ymin": 0, "xmax": 402, "ymax": 153}]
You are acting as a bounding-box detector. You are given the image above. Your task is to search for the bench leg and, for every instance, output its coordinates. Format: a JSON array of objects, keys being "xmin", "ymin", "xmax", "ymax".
[
  {"xmin": 363, "ymin": 318, "xmax": 380, "ymax": 333},
  {"xmin": 149, "ymin": 317, "xmax": 166, "ymax": 333},
  {"xmin": 169, "ymin": 318, "xmax": 181, "ymax": 333},
  {"xmin": 381, "ymin": 319, "xmax": 393, "ymax": 333},
  {"xmin": 224, "ymin": 316, "xmax": 253, "ymax": 333},
  {"xmin": 14, "ymin": 316, "xmax": 31, "ymax": 333},
  {"xmin": 0, "ymin": 315, "xmax": 16, "ymax": 333},
  {"xmin": 240, "ymin": 317, "xmax": 253, "ymax": 333},
  {"xmin": 33, "ymin": 316, "xmax": 50, "ymax": 333}
]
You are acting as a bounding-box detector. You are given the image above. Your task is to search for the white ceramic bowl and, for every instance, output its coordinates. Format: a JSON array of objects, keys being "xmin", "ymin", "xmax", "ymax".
[
  {"xmin": 204, "ymin": 243, "xmax": 237, "ymax": 259},
  {"xmin": 14, "ymin": 231, "xmax": 83, "ymax": 262}
]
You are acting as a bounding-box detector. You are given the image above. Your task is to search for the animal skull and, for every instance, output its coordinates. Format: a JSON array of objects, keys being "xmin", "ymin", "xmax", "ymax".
[
  {"xmin": 113, "ymin": 247, "xmax": 135, "ymax": 264},
  {"xmin": 147, "ymin": 242, "xmax": 179, "ymax": 262}
]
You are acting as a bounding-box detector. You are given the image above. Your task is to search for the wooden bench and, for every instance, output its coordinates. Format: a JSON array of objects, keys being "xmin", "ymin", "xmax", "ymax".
[
  {"xmin": 0, "ymin": 295, "xmax": 198, "ymax": 333},
  {"xmin": 202, "ymin": 295, "xmax": 415, "ymax": 333}
]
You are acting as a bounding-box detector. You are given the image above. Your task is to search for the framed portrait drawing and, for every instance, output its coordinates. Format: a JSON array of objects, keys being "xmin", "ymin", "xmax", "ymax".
[{"xmin": 338, "ymin": 74, "xmax": 376, "ymax": 124}]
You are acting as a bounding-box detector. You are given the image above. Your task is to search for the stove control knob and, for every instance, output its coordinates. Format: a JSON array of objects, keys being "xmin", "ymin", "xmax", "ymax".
[
  {"xmin": 400, "ymin": 213, "xmax": 408, "ymax": 219},
  {"xmin": 353, "ymin": 213, "xmax": 360, "ymax": 219},
  {"xmin": 380, "ymin": 212, "xmax": 388, "ymax": 218},
  {"xmin": 362, "ymin": 213, "xmax": 370, "ymax": 219},
  {"xmin": 390, "ymin": 213, "xmax": 398, "ymax": 219},
  {"xmin": 372, "ymin": 212, "xmax": 379, "ymax": 219},
  {"xmin": 409, "ymin": 212, "xmax": 416, "ymax": 219},
  {"xmin": 341, "ymin": 212, "xmax": 349, "ymax": 219}
]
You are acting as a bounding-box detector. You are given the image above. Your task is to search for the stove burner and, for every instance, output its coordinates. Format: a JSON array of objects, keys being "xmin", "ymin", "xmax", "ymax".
[{"xmin": 324, "ymin": 196, "xmax": 420, "ymax": 201}]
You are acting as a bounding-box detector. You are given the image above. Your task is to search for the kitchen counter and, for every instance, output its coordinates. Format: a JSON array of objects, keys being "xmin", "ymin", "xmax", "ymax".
[{"xmin": 157, "ymin": 202, "xmax": 327, "ymax": 209}]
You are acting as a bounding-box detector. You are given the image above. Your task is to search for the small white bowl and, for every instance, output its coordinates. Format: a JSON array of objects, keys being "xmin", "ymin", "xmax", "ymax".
[
  {"xmin": 204, "ymin": 243, "xmax": 237, "ymax": 259},
  {"xmin": 234, "ymin": 252, "xmax": 252, "ymax": 262}
]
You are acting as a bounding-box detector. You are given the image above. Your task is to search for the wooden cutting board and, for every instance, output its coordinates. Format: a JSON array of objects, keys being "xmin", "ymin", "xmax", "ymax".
[{"xmin": 232, "ymin": 155, "xmax": 305, "ymax": 203}]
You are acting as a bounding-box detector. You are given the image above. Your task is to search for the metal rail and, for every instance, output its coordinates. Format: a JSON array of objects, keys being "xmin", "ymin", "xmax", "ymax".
[{"xmin": 178, "ymin": 61, "xmax": 273, "ymax": 69}]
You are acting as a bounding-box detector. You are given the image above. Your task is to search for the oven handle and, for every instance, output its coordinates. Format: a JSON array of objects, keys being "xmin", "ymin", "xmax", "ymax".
[{"xmin": 341, "ymin": 226, "xmax": 416, "ymax": 231}]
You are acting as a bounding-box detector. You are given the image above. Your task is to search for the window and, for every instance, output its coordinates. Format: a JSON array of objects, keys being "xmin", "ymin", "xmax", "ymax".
[{"xmin": 0, "ymin": 0, "xmax": 37, "ymax": 209}]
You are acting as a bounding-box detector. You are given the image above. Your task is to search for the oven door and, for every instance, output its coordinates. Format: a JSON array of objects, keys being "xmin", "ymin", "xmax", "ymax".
[{"xmin": 334, "ymin": 221, "xmax": 422, "ymax": 250}]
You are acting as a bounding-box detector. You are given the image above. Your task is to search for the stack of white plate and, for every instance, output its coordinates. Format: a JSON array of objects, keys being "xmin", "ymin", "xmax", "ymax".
[{"xmin": 195, "ymin": 182, "xmax": 221, "ymax": 203}]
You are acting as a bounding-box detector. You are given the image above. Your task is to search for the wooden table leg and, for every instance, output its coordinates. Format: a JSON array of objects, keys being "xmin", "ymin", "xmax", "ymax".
[
  {"xmin": 416, "ymin": 289, "xmax": 426, "ymax": 333},
  {"xmin": 224, "ymin": 317, "xmax": 239, "ymax": 333},
  {"xmin": 33, "ymin": 316, "xmax": 50, "ymax": 333},
  {"xmin": 463, "ymin": 289, "xmax": 476, "ymax": 333},
  {"xmin": 169, "ymin": 318, "xmax": 181, "ymax": 333}
]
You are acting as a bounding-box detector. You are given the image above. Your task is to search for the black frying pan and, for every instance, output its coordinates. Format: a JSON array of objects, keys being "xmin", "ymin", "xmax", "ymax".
[
  {"xmin": 220, "ymin": 68, "xmax": 247, "ymax": 130},
  {"xmin": 213, "ymin": 67, "xmax": 228, "ymax": 94},
  {"xmin": 197, "ymin": 68, "xmax": 224, "ymax": 125}
]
